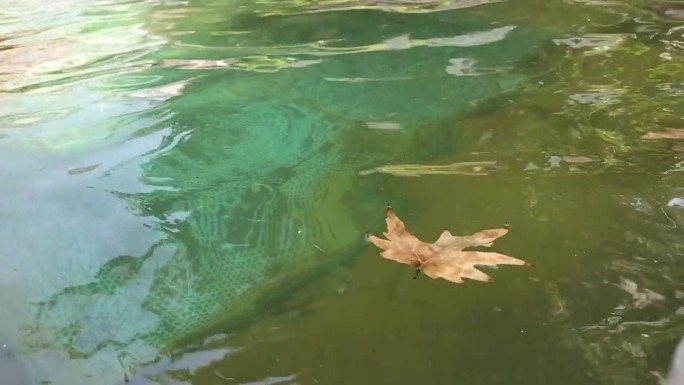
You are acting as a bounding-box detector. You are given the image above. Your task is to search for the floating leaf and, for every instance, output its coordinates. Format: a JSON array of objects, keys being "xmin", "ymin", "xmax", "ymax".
[{"xmin": 366, "ymin": 205, "xmax": 531, "ymax": 284}]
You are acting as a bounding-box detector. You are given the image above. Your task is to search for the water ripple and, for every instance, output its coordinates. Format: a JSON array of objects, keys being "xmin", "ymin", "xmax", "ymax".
[{"xmin": 254, "ymin": 0, "xmax": 504, "ymax": 16}]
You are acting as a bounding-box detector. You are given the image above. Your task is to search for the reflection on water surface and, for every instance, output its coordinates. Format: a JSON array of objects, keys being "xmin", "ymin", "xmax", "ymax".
[{"xmin": 1, "ymin": 0, "xmax": 683, "ymax": 384}]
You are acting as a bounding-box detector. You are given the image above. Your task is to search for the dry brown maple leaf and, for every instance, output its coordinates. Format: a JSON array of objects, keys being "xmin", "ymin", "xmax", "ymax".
[{"xmin": 366, "ymin": 205, "xmax": 531, "ymax": 283}]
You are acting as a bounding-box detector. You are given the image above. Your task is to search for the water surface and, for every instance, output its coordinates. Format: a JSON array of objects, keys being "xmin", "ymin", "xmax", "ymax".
[{"xmin": 1, "ymin": 0, "xmax": 683, "ymax": 384}]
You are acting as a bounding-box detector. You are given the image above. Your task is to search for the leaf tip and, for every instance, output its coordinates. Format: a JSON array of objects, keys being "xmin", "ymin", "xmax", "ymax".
[{"xmin": 386, "ymin": 204, "xmax": 394, "ymax": 215}]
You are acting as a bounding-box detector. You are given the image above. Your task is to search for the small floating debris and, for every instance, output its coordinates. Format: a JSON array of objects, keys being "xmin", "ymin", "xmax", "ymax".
[
  {"xmin": 366, "ymin": 121, "xmax": 400, "ymax": 130},
  {"xmin": 127, "ymin": 79, "xmax": 191, "ymax": 101},
  {"xmin": 427, "ymin": 25, "xmax": 516, "ymax": 48},
  {"xmin": 67, "ymin": 163, "xmax": 101, "ymax": 175},
  {"xmin": 445, "ymin": 57, "xmax": 510, "ymax": 77},
  {"xmin": 545, "ymin": 155, "xmax": 596, "ymax": 170},
  {"xmin": 359, "ymin": 161, "xmax": 500, "ymax": 177},
  {"xmin": 640, "ymin": 128, "xmax": 684, "ymax": 140},
  {"xmin": 560, "ymin": 155, "xmax": 595, "ymax": 164},
  {"xmin": 324, "ymin": 76, "xmax": 411, "ymax": 83}
]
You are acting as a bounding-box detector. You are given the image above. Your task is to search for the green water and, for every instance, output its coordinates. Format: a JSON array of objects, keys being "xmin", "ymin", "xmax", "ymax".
[{"xmin": 1, "ymin": 0, "xmax": 684, "ymax": 384}]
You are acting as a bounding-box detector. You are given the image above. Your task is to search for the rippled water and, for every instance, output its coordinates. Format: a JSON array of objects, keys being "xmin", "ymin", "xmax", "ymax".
[{"xmin": 1, "ymin": 0, "xmax": 684, "ymax": 384}]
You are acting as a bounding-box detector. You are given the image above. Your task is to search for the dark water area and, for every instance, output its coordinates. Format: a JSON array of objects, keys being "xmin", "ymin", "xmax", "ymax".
[{"xmin": 1, "ymin": 0, "xmax": 684, "ymax": 384}]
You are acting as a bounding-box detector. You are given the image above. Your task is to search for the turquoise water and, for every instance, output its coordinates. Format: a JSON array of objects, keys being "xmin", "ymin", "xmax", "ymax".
[{"xmin": 1, "ymin": 0, "xmax": 684, "ymax": 384}]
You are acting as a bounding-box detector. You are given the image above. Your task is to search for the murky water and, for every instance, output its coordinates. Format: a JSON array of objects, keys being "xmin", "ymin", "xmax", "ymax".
[{"xmin": 1, "ymin": 0, "xmax": 684, "ymax": 384}]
